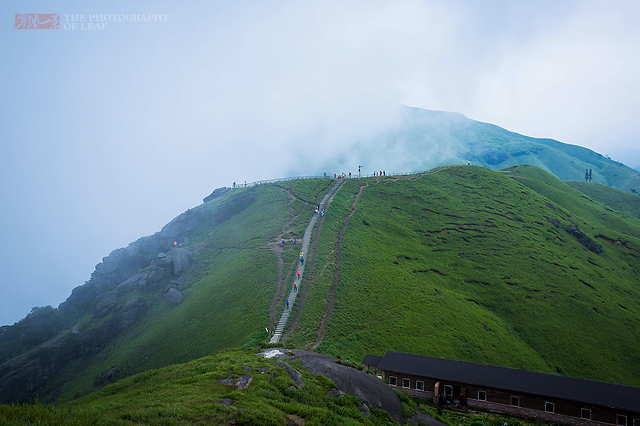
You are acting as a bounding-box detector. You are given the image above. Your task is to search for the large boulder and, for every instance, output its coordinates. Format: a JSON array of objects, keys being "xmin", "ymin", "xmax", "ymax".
[
  {"xmin": 172, "ymin": 248, "xmax": 192, "ymax": 276},
  {"xmin": 164, "ymin": 288, "xmax": 184, "ymax": 305},
  {"xmin": 290, "ymin": 350, "xmax": 404, "ymax": 423}
]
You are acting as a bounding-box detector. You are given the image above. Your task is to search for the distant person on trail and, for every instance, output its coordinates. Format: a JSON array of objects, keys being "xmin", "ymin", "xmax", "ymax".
[
  {"xmin": 300, "ymin": 256, "xmax": 304, "ymax": 263},
  {"xmin": 286, "ymin": 299, "xmax": 289, "ymax": 308},
  {"xmin": 468, "ymin": 161, "xmax": 471, "ymax": 165},
  {"xmin": 293, "ymin": 239, "xmax": 296, "ymax": 246},
  {"xmin": 349, "ymin": 172, "xmax": 351, "ymax": 178},
  {"xmin": 233, "ymin": 181, "xmax": 236, "ymax": 188},
  {"xmin": 585, "ymin": 169, "xmax": 589, "ymax": 182},
  {"xmin": 300, "ymin": 251, "xmax": 303, "ymax": 258},
  {"xmin": 589, "ymin": 169, "xmax": 593, "ymax": 182},
  {"xmin": 282, "ymin": 239, "xmax": 285, "ymax": 246},
  {"xmin": 297, "ymin": 270, "xmax": 300, "ymax": 279},
  {"xmin": 334, "ymin": 173, "xmax": 336, "ymax": 179},
  {"xmin": 383, "ymin": 171, "xmax": 385, "ymax": 176},
  {"xmin": 294, "ymin": 283, "xmax": 297, "ymax": 292}
]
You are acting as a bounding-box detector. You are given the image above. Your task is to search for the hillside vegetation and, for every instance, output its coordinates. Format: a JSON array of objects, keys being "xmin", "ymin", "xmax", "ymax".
[
  {"xmin": 0, "ymin": 179, "xmax": 333, "ymax": 403},
  {"xmin": 2, "ymin": 165, "xmax": 640, "ymax": 407},
  {"xmin": 286, "ymin": 166, "xmax": 640, "ymax": 387},
  {"xmin": 564, "ymin": 180, "xmax": 640, "ymax": 221},
  {"xmin": 0, "ymin": 348, "xmax": 545, "ymax": 426}
]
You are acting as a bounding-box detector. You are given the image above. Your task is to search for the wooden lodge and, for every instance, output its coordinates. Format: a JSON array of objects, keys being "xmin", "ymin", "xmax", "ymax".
[{"xmin": 362, "ymin": 351, "xmax": 640, "ymax": 426}]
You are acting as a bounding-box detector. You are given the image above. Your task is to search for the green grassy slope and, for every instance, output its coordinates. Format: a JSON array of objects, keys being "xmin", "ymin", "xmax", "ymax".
[
  {"xmin": 503, "ymin": 165, "xmax": 640, "ymax": 240},
  {"xmin": 31, "ymin": 179, "xmax": 334, "ymax": 402},
  {"xmin": 564, "ymin": 180, "xmax": 640, "ymax": 221},
  {"xmin": 0, "ymin": 350, "xmax": 392, "ymax": 426},
  {"xmin": 288, "ymin": 166, "xmax": 640, "ymax": 387},
  {"xmin": 0, "ymin": 348, "xmax": 544, "ymax": 426}
]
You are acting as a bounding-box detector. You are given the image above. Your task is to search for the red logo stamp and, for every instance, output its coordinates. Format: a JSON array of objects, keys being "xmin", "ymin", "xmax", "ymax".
[{"xmin": 15, "ymin": 14, "xmax": 60, "ymax": 29}]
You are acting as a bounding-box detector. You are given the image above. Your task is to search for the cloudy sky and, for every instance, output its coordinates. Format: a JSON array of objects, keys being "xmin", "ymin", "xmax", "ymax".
[{"xmin": 1, "ymin": 0, "xmax": 639, "ymax": 326}]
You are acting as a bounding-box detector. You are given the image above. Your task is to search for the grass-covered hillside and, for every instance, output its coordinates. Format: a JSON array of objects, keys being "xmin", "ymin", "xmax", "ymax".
[
  {"xmin": 285, "ymin": 165, "xmax": 640, "ymax": 387},
  {"xmin": 0, "ymin": 179, "xmax": 334, "ymax": 403},
  {"xmin": 0, "ymin": 350, "xmax": 390, "ymax": 426},
  {"xmin": 0, "ymin": 348, "xmax": 545, "ymax": 426},
  {"xmin": 3, "ymin": 164, "xmax": 640, "ymax": 407},
  {"xmin": 564, "ymin": 180, "xmax": 640, "ymax": 221}
]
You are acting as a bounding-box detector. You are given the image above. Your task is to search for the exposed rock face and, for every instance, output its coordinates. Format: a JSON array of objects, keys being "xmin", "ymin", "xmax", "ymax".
[
  {"xmin": 256, "ymin": 350, "xmax": 404, "ymax": 423},
  {"xmin": 0, "ymin": 189, "xmax": 258, "ymax": 404},
  {"xmin": 566, "ymin": 226, "xmax": 602, "ymax": 254},
  {"xmin": 273, "ymin": 360, "xmax": 304, "ymax": 387},
  {"xmin": 0, "ymin": 334, "xmax": 80, "ymax": 404},
  {"xmin": 172, "ymin": 248, "xmax": 192, "ymax": 276},
  {"xmin": 164, "ymin": 288, "xmax": 184, "ymax": 305},
  {"xmin": 291, "ymin": 350, "xmax": 404, "ymax": 423}
]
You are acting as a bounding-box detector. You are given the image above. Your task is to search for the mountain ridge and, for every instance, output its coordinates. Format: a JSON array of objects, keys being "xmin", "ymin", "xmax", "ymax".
[{"xmin": 2, "ymin": 108, "xmax": 640, "ymax": 404}]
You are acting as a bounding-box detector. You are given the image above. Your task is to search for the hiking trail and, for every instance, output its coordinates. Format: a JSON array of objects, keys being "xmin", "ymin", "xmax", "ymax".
[{"xmin": 269, "ymin": 180, "xmax": 342, "ymax": 343}]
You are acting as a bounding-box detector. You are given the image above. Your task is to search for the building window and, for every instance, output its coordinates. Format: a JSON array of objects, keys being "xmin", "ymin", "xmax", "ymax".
[
  {"xmin": 444, "ymin": 385, "xmax": 453, "ymax": 396},
  {"xmin": 510, "ymin": 396, "xmax": 520, "ymax": 407},
  {"xmin": 416, "ymin": 381, "xmax": 424, "ymax": 391},
  {"xmin": 617, "ymin": 415, "xmax": 627, "ymax": 426},
  {"xmin": 402, "ymin": 378, "xmax": 410, "ymax": 388},
  {"xmin": 477, "ymin": 391, "xmax": 486, "ymax": 401},
  {"xmin": 633, "ymin": 419, "xmax": 640, "ymax": 426},
  {"xmin": 581, "ymin": 409, "xmax": 591, "ymax": 420},
  {"xmin": 545, "ymin": 402, "xmax": 554, "ymax": 413},
  {"xmin": 389, "ymin": 376, "xmax": 397, "ymax": 386}
]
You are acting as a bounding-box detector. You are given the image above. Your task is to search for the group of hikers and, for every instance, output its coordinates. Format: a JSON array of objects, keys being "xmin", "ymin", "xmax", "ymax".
[
  {"xmin": 280, "ymin": 200, "xmax": 333, "ymax": 313},
  {"xmin": 330, "ymin": 172, "xmax": 352, "ymax": 179},
  {"xmin": 285, "ymin": 255, "xmax": 303, "ymax": 310}
]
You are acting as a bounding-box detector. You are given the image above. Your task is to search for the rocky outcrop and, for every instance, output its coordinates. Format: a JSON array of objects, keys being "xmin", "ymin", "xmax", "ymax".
[
  {"xmin": 566, "ymin": 226, "xmax": 602, "ymax": 254},
  {"xmin": 172, "ymin": 248, "xmax": 192, "ymax": 276},
  {"xmin": 164, "ymin": 288, "xmax": 184, "ymax": 305},
  {"xmin": 294, "ymin": 350, "xmax": 404, "ymax": 423},
  {"xmin": 258, "ymin": 350, "xmax": 404, "ymax": 423},
  {"xmin": 0, "ymin": 334, "xmax": 81, "ymax": 404},
  {"xmin": 273, "ymin": 360, "xmax": 305, "ymax": 387},
  {"xmin": 1, "ymin": 189, "xmax": 258, "ymax": 404}
]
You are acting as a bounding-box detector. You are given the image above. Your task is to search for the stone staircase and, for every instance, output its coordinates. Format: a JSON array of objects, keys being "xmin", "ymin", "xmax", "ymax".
[{"xmin": 269, "ymin": 179, "xmax": 342, "ymax": 343}]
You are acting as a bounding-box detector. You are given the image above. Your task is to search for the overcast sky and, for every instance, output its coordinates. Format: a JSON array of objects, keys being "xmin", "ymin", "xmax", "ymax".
[{"xmin": 1, "ymin": 0, "xmax": 639, "ymax": 326}]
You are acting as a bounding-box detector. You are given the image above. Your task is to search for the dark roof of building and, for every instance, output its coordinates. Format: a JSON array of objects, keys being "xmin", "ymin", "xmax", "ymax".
[
  {"xmin": 371, "ymin": 351, "xmax": 640, "ymax": 413},
  {"xmin": 362, "ymin": 354, "xmax": 383, "ymax": 367}
]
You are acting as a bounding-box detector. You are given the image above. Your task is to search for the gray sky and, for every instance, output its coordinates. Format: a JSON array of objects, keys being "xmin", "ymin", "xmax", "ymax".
[{"xmin": 1, "ymin": 0, "xmax": 639, "ymax": 326}]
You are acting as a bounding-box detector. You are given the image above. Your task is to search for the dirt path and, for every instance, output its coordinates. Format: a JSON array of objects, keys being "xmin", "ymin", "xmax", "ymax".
[
  {"xmin": 311, "ymin": 183, "xmax": 369, "ymax": 349},
  {"xmin": 282, "ymin": 181, "xmax": 345, "ymax": 341}
]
